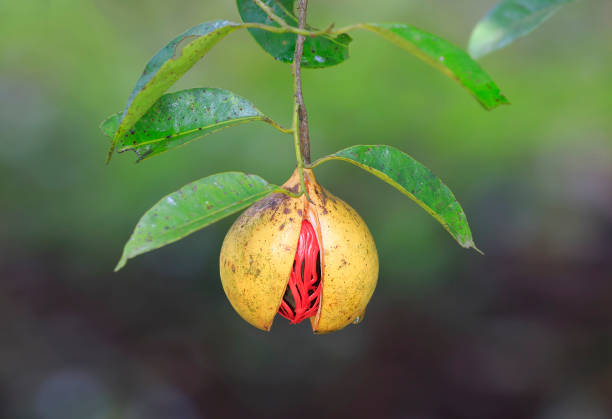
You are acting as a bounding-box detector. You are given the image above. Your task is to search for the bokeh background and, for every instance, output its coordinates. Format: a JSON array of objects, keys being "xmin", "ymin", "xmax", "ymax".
[{"xmin": 2, "ymin": 0, "xmax": 612, "ymax": 418}]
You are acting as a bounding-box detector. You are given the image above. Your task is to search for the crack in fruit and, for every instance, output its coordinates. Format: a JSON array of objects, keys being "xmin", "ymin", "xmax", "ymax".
[{"xmin": 278, "ymin": 220, "xmax": 322, "ymax": 324}]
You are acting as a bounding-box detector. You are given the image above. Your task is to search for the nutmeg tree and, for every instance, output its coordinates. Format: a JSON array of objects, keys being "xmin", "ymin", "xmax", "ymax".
[{"xmin": 102, "ymin": 0, "xmax": 570, "ymax": 333}]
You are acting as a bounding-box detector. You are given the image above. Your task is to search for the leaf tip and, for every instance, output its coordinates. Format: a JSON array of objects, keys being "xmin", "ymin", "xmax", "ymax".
[
  {"xmin": 483, "ymin": 93, "xmax": 511, "ymax": 111},
  {"xmin": 498, "ymin": 94, "xmax": 511, "ymax": 106},
  {"xmin": 114, "ymin": 256, "xmax": 127, "ymax": 272},
  {"xmin": 467, "ymin": 240, "xmax": 484, "ymax": 256},
  {"xmin": 106, "ymin": 140, "xmax": 117, "ymax": 165}
]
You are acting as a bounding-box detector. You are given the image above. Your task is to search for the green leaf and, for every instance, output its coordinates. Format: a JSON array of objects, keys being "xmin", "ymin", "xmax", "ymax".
[
  {"xmin": 107, "ymin": 20, "xmax": 245, "ymax": 163},
  {"xmin": 115, "ymin": 172, "xmax": 280, "ymax": 271},
  {"xmin": 101, "ymin": 88, "xmax": 274, "ymax": 162},
  {"xmin": 236, "ymin": 0, "xmax": 351, "ymax": 68},
  {"xmin": 468, "ymin": 0, "xmax": 574, "ymax": 58},
  {"xmin": 357, "ymin": 23, "xmax": 509, "ymax": 110},
  {"xmin": 313, "ymin": 145, "xmax": 480, "ymax": 252}
]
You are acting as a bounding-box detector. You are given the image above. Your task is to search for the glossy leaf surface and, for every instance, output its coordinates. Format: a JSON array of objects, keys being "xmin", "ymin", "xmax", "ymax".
[
  {"xmin": 359, "ymin": 23, "xmax": 509, "ymax": 110},
  {"xmin": 115, "ymin": 172, "xmax": 279, "ymax": 271},
  {"xmin": 101, "ymin": 88, "xmax": 269, "ymax": 162},
  {"xmin": 468, "ymin": 0, "xmax": 574, "ymax": 58},
  {"xmin": 236, "ymin": 0, "xmax": 351, "ymax": 68},
  {"xmin": 313, "ymin": 145, "xmax": 479, "ymax": 251},
  {"xmin": 107, "ymin": 20, "xmax": 244, "ymax": 162}
]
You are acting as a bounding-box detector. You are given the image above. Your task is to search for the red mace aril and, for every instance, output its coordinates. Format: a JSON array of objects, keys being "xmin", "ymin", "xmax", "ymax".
[{"xmin": 278, "ymin": 220, "xmax": 322, "ymax": 324}]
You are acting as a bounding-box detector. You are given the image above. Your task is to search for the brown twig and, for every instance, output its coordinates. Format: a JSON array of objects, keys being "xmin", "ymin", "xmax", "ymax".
[{"xmin": 292, "ymin": 0, "xmax": 311, "ymax": 165}]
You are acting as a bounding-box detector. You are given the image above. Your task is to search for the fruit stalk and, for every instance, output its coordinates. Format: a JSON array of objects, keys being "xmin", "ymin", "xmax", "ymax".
[{"xmin": 293, "ymin": 0, "xmax": 311, "ymax": 165}]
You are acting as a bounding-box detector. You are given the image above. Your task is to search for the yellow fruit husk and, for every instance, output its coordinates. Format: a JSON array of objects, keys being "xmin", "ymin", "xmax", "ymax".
[
  {"xmin": 303, "ymin": 170, "xmax": 378, "ymax": 333},
  {"xmin": 219, "ymin": 168, "xmax": 379, "ymax": 333}
]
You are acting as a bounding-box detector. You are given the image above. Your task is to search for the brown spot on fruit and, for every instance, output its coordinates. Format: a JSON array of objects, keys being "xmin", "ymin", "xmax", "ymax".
[{"xmin": 286, "ymin": 183, "xmax": 299, "ymax": 194}]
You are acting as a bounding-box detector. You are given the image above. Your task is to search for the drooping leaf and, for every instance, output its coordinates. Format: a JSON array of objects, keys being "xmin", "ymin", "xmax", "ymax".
[
  {"xmin": 313, "ymin": 145, "xmax": 480, "ymax": 252},
  {"xmin": 115, "ymin": 172, "xmax": 280, "ymax": 271},
  {"xmin": 107, "ymin": 20, "xmax": 245, "ymax": 163},
  {"xmin": 468, "ymin": 0, "xmax": 574, "ymax": 59},
  {"xmin": 356, "ymin": 23, "xmax": 509, "ymax": 110},
  {"xmin": 101, "ymin": 88, "xmax": 274, "ymax": 162},
  {"xmin": 236, "ymin": 0, "xmax": 351, "ymax": 68}
]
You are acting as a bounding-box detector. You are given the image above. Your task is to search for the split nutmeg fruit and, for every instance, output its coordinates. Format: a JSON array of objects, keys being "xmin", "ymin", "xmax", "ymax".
[{"xmin": 219, "ymin": 168, "xmax": 379, "ymax": 334}]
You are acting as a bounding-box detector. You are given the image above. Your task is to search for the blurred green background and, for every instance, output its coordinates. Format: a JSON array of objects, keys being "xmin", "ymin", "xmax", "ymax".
[{"xmin": 1, "ymin": 1, "xmax": 611, "ymax": 418}]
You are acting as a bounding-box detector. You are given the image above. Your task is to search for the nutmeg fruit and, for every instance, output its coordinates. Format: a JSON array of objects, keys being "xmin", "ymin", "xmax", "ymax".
[{"xmin": 219, "ymin": 168, "xmax": 378, "ymax": 333}]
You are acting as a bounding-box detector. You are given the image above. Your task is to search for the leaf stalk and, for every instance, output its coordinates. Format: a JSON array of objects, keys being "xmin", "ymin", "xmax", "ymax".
[{"xmin": 245, "ymin": 5, "xmax": 358, "ymax": 37}]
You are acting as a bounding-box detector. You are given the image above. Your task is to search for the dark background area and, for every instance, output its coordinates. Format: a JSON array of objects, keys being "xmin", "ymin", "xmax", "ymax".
[{"xmin": 1, "ymin": 1, "xmax": 611, "ymax": 418}]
